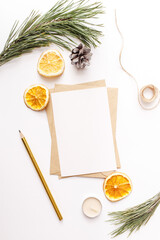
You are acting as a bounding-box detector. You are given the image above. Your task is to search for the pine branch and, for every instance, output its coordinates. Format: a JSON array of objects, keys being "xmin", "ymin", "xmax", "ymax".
[
  {"xmin": 0, "ymin": 0, "xmax": 104, "ymax": 66},
  {"xmin": 108, "ymin": 192, "xmax": 160, "ymax": 238}
]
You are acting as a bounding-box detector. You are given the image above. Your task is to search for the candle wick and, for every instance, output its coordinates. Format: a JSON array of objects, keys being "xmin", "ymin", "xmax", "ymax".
[{"xmin": 90, "ymin": 207, "xmax": 98, "ymax": 213}]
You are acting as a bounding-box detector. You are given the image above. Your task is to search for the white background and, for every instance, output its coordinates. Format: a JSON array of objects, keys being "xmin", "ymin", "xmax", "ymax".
[{"xmin": 0, "ymin": 0, "xmax": 160, "ymax": 239}]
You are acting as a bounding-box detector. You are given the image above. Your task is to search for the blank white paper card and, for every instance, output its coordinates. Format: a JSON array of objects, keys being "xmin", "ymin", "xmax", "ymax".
[{"xmin": 52, "ymin": 87, "xmax": 116, "ymax": 177}]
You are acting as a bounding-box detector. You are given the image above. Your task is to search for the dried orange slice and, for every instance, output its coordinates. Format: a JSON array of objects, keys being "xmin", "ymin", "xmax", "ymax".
[
  {"xmin": 24, "ymin": 84, "xmax": 49, "ymax": 111},
  {"xmin": 103, "ymin": 172, "xmax": 132, "ymax": 202},
  {"xmin": 37, "ymin": 49, "xmax": 65, "ymax": 77}
]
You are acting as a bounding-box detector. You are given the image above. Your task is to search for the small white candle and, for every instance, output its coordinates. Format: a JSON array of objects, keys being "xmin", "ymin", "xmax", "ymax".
[{"xmin": 82, "ymin": 197, "xmax": 102, "ymax": 218}]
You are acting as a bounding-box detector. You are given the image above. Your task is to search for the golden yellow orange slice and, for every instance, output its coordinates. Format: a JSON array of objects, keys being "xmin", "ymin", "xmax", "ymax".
[
  {"xmin": 24, "ymin": 84, "xmax": 49, "ymax": 111},
  {"xmin": 103, "ymin": 172, "xmax": 132, "ymax": 202},
  {"xmin": 37, "ymin": 49, "xmax": 65, "ymax": 77}
]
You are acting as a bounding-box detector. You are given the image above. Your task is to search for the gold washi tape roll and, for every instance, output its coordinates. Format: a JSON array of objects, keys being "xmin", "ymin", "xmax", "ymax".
[{"xmin": 140, "ymin": 84, "xmax": 159, "ymax": 103}]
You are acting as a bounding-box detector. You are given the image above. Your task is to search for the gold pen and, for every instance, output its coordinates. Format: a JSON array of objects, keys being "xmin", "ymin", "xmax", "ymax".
[{"xmin": 19, "ymin": 130, "xmax": 63, "ymax": 221}]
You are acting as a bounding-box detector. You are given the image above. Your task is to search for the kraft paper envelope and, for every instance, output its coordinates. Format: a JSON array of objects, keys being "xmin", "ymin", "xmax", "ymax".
[{"xmin": 46, "ymin": 80, "xmax": 121, "ymax": 178}]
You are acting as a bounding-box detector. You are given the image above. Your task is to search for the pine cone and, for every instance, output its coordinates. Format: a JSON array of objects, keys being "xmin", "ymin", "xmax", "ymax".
[{"xmin": 70, "ymin": 43, "xmax": 92, "ymax": 69}]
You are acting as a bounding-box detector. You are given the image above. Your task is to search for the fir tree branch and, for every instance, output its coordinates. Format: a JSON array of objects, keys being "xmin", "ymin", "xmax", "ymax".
[
  {"xmin": 108, "ymin": 192, "xmax": 160, "ymax": 237},
  {"xmin": 0, "ymin": 0, "xmax": 104, "ymax": 66}
]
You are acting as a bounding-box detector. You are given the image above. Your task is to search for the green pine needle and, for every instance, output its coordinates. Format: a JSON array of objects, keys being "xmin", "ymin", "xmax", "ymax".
[
  {"xmin": 108, "ymin": 192, "xmax": 160, "ymax": 238},
  {"xmin": 0, "ymin": 0, "xmax": 104, "ymax": 66}
]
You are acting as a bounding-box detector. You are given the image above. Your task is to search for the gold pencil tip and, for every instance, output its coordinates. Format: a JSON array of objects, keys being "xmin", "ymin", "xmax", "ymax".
[{"xmin": 19, "ymin": 130, "xmax": 24, "ymax": 139}]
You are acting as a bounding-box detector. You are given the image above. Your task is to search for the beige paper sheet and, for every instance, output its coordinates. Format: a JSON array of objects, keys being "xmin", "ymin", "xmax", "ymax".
[{"xmin": 46, "ymin": 80, "xmax": 120, "ymax": 179}]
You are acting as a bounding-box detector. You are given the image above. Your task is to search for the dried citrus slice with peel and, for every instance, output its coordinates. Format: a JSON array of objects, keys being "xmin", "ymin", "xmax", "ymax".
[
  {"xmin": 37, "ymin": 49, "xmax": 65, "ymax": 77},
  {"xmin": 103, "ymin": 172, "xmax": 132, "ymax": 202},
  {"xmin": 24, "ymin": 84, "xmax": 49, "ymax": 111}
]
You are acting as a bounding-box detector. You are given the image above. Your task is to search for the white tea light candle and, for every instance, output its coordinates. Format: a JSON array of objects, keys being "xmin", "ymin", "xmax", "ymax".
[{"xmin": 82, "ymin": 197, "xmax": 102, "ymax": 218}]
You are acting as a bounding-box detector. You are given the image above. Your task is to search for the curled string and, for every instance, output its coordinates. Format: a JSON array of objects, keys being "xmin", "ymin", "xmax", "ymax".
[
  {"xmin": 115, "ymin": 10, "xmax": 160, "ymax": 110},
  {"xmin": 100, "ymin": 12, "xmax": 160, "ymax": 179}
]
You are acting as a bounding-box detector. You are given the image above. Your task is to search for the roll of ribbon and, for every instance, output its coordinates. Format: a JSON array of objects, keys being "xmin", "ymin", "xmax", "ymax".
[
  {"xmin": 140, "ymin": 85, "xmax": 159, "ymax": 103},
  {"xmin": 115, "ymin": 11, "xmax": 160, "ymax": 110}
]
